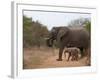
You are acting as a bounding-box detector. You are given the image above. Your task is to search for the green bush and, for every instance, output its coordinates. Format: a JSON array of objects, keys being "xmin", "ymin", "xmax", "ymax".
[{"xmin": 23, "ymin": 16, "xmax": 49, "ymax": 48}]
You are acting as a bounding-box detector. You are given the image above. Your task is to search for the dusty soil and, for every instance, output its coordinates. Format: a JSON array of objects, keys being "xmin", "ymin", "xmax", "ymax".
[{"xmin": 23, "ymin": 47, "xmax": 90, "ymax": 69}]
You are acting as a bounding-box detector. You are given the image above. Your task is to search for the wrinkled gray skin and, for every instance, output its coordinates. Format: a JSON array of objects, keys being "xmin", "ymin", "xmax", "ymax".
[
  {"xmin": 64, "ymin": 47, "xmax": 80, "ymax": 61},
  {"xmin": 47, "ymin": 27, "xmax": 90, "ymax": 61}
]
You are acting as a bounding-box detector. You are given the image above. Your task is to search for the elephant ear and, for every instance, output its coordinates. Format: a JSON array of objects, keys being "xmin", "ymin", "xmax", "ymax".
[{"xmin": 57, "ymin": 27, "xmax": 69, "ymax": 43}]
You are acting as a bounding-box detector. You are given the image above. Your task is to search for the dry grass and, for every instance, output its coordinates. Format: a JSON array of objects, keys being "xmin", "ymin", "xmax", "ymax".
[{"xmin": 23, "ymin": 47, "xmax": 90, "ymax": 69}]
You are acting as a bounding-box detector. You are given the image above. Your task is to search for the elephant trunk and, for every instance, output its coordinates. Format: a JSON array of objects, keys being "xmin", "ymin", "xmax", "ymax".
[{"xmin": 46, "ymin": 38, "xmax": 53, "ymax": 47}]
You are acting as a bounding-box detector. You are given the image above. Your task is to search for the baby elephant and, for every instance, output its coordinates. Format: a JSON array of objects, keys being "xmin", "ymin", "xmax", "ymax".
[{"xmin": 64, "ymin": 47, "xmax": 80, "ymax": 61}]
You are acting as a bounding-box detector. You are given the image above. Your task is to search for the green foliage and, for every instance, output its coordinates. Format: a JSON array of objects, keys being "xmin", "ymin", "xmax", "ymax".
[
  {"xmin": 23, "ymin": 15, "xmax": 49, "ymax": 48},
  {"xmin": 84, "ymin": 20, "xmax": 91, "ymax": 33},
  {"xmin": 68, "ymin": 18, "xmax": 91, "ymax": 33},
  {"xmin": 68, "ymin": 18, "xmax": 85, "ymax": 27}
]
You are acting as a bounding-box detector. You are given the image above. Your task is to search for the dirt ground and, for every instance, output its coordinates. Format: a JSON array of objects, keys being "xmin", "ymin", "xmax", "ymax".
[{"xmin": 23, "ymin": 47, "xmax": 90, "ymax": 69}]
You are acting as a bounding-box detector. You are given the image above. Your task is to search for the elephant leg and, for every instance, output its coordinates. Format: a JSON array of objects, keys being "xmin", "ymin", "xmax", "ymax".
[
  {"xmin": 84, "ymin": 48, "xmax": 89, "ymax": 56},
  {"xmin": 81, "ymin": 48, "xmax": 88, "ymax": 57},
  {"xmin": 76, "ymin": 54, "xmax": 78, "ymax": 61},
  {"xmin": 64, "ymin": 52, "xmax": 66, "ymax": 59},
  {"xmin": 67, "ymin": 53, "xmax": 71, "ymax": 61},
  {"xmin": 70, "ymin": 54, "xmax": 73, "ymax": 61},
  {"xmin": 71, "ymin": 56, "xmax": 75, "ymax": 61},
  {"xmin": 56, "ymin": 46, "xmax": 64, "ymax": 61},
  {"xmin": 79, "ymin": 47, "xmax": 84, "ymax": 58},
  {"xmin": 86, "ymin": 48, "xmax": 91, "ymax": 66}
]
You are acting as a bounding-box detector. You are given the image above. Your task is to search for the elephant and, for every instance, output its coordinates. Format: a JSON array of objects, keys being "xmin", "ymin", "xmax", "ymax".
[
  {"xmin": 64, "ymin": 47, "xmax": 80, "ymax": 61},
  {"xmin": 46, "ymin": 26, "xmax": 90, "ymax": 61}
]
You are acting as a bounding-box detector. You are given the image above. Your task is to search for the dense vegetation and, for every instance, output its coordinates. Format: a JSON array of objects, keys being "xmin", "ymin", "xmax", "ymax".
[{"xmin": 23, "ymin": 16, "xmax": 49, "ymax": 48}]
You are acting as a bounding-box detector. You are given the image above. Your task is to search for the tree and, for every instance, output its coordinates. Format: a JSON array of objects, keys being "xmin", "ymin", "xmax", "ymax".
[
  {"xmin": 23, "ymin": 15, "xmax": 49, "ymax": 48},
  {"xmin": 23, "ymin": 16, "xmax": 33, "ymax": 47},
  {"xmin": 83, "ymin": 20, "xmax": 91, "ymax": 33},
  {"xmin": 68, "ymin": 18, "xmax": 91, "ymax": 33}
]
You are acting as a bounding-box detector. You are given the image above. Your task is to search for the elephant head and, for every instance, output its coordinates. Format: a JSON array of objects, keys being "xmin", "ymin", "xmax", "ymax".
[{"xmin": 46, "ymin": 27, "xmax": 69, "ymax": 47}]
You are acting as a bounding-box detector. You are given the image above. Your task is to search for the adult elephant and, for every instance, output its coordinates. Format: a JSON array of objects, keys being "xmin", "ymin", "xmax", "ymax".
[{"xmin": 46, "ymin": 26, "xmax": 90, "ymax": 61}]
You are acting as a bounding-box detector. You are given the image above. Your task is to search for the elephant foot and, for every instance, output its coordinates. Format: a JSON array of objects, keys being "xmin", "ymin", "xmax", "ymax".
[{"xmin": 56, "ymin": 59, "xmax": 62, "ymax": 61}]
